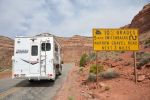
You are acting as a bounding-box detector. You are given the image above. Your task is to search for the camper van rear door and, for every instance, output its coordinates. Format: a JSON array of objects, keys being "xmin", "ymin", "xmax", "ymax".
[
  {"xmin": 29, "ymin": 44, "xmax": 40, "ymax": 74},
  {"xmin": 31, "ymin": 45, "xmax": 38, "ymax": 56}
]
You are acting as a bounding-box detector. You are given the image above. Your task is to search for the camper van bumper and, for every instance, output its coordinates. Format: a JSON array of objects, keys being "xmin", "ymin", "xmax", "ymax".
[{"xmin": 12, "ymin": 75, "xmax": 54, "ymax": 80}]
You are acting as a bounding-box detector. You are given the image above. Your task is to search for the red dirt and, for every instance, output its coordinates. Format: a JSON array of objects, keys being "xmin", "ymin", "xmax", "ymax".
[
  {"xmin": 0, "ymin": 70, "xmax": 12, "ymax": 79},
  {"xmin": 54, "ymin": 65, "xmax": 82, "ymax": 100},
  {"xmin": 55, "ymin": 53, "xmax": 150, "ymax": 100}
]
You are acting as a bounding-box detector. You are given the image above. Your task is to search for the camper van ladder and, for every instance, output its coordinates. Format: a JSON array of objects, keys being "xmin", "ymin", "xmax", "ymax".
[
  {"xmin": 44, "ymin": 40, "xmax": 47, "ymax": 74},
  {"xmin": 39, "ymin": 40, "xmax": 42, "ymax": 75},
  {"xmin": 39, "ymin": 40, "xmax": 47, "ymax": 75}
]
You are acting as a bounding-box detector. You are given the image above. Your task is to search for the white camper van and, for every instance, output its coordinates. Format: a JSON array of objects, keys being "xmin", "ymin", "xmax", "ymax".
[{"xmin": 12, "ymin": 34, "xmax": 62, "ymax": 81}]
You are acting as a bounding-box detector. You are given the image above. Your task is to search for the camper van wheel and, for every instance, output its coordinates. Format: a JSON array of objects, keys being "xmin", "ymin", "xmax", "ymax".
[
  {"xmin": 58, "ymin": 65, "xmax": 62, "ymax": 75},
  {"xmin": 51, "ymin": 78, "xmax": 55, "ymax": 82},
  {"xmin": 29, "ymin": 80, "xmax": 34, "ymax": 82},
  {"xmin": 51, "ymin": 75, "xmax": 56, "ymax": 82},
  {"xmin": 58, "ymin": 71, "xmax": 62, "ymax": 75}
]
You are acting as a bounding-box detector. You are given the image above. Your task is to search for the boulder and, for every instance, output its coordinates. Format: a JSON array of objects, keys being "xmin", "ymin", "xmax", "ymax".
[
  {"xmin": 111, "ymin": 63, "xmax": 118, "ymax": 68},
  {"xmin": 145, "ymin": 63, "xmax": 150, "ymax": 68},
  {"xmin": 137, "ymin": 75, "xmax": 146, "ymax": 82}
]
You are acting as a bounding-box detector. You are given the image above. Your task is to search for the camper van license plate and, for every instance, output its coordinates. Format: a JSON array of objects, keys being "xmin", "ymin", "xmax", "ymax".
[{"xmin": 20, "ymin": 74, "xmax": 25, "ymax": 77}]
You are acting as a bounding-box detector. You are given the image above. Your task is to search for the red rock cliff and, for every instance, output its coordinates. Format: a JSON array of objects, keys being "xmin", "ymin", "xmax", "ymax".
[
  {"xmin": 56, "ymin": 35, "xmax": 93, "ymax": 63},
  {"xmin": 129, "ymin": 3, "xmax": 150, "ymax": 33},
  {"xmin": 0, "ymin": 36, "xmax": 14, "ymax": 68}
]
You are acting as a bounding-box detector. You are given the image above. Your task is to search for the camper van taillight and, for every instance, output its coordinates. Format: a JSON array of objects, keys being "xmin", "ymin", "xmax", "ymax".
[
  {"xmin": 48, "ymin": 74, "xmax": 52, "ymax": 77},
  {"xmin": 14, "ymin": 74, "xmax": 19, "ymax": 77}
]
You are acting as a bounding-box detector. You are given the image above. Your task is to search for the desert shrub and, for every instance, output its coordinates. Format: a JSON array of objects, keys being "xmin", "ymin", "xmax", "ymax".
[
  {"xmin": 144, "ymin": 38, "xmax": 150, "ymax": 48},
  {"xmin": 68, "ymin": 96, "xmax": 74, "ymax": 100},
  {"xmin": 90, "ymin": 64, "xmax": 104, "ymax": 74},
  {"xmin": 145, "ymin": 38, "xmax": 150, "ymax": 44},
  {"xmin": 79, "ymin": 67, "xmax": 83, "ymax": 72},
  {"xmin": 137, "ymin": 57, "xmax": 150, "ymax": 68},
  {"xmin": 0, "ymin": 67, "xmax": 2, "ymax": 71},
  {"xmin": 88, "ymin": 64, "xmax": 104, "ymax": 82},
  {"xmin": 88, "ymin": 73, "xmax": 96, "ymax": 82},
  {"xmin": 136, "ymin": 52, "xmax": 144, "ymax": 60},
  {"xmin": 135, "ymin": 52, "xmax": 150, "ymax": 68},
  {"xmin": 142, "ymin": 52, "xmax": 150, "ymax": 59},
  {"xmin": 80, "ymin": 53, "xmax": 88, "ymax": 67},
  {"xmin": 99, "ymin": 68, "xmax": 119, "ymax": 79},
  {"xmin": 0, "ymin": 67, "xmax": 4, "ymax": 72},
  {"xmin": 88, "ymin": 52, "xmax": 96, "ymax": 61},
  {"xmin": 132, "ymin": 52, "xmax": 150, "ymax": 60}
]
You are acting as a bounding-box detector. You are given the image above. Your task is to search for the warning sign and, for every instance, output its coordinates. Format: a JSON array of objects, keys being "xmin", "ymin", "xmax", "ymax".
[{"xmin": 93, "ymin": 29, "xmax": 139, "ymax": 51}]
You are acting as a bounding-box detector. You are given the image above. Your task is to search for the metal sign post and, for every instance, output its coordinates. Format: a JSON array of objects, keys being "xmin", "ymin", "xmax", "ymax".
[
  {"xmin": 96, "ymin": 51, "xmax": 98, "ymax": 83},
  {"xmin": 134, "ymin": 52, "xmax": 137, "ymax": 83}
]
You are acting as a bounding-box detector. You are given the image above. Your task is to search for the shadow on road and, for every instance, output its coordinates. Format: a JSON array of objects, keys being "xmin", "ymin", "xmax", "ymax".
[{"xmin": 15, "ymin": 80, "xmax": 55, "ymax": 87}]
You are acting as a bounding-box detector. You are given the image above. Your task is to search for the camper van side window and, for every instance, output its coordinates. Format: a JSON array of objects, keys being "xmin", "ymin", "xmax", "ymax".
[
  {"xmin": 41, "ymin": 43, "xmax": 51, "ymax": 51},
  {"xmin": 31, "ymin": 46, "xmax": 38, "ymax": 56},
  {"xmin": 41, "ymin": 43, "xmax": 45, "ymax": 51},
  {"xmin": 55, "ymin": 44, "xmax": 58, "ymax": 52},
  {"xmin": 46, "ymin": 43, "xmax": 51, "ymax": 51}
]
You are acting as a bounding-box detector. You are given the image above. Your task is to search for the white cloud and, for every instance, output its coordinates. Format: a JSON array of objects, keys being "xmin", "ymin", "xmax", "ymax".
[{"xmin": 0, "ymin": 0, "xmax": 149, "ymax": 38}]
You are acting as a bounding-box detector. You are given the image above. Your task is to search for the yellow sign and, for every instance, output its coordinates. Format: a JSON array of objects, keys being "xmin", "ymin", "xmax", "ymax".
[{"xmin": 93, "ymin": 29, "xmax": 139, "ymax": 51}]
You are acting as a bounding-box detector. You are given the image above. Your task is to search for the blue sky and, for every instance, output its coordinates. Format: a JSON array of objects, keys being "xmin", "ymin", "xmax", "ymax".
[{"xmin": 0, "ymin": 0, "xmax": 149, "ymax": 38}]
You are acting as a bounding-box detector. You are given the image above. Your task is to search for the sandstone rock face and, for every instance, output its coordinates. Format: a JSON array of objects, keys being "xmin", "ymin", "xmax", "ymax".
[
  {"xmin": 0, "ymin": 36, "xmax": 14, "ymax": 68},
  {"xmin": 56, "ymin": 35, "xmax": 93, "ymax": 63},
  {"xmin": 129, "ymin": 3, "xmax": 150, "ymax": 33}
]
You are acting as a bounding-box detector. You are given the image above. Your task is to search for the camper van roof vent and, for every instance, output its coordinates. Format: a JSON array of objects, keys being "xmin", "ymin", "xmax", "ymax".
[
  {"xmin": 36, "ymin": 33, "xmax": 54, "ymax": 37},
  {"xmin": 16, "ymin": 36, "xmax": 25, "ymax": 38}
]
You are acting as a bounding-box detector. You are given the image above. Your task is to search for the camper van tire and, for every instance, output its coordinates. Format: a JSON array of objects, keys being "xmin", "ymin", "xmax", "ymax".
[
  {"xmin": 58, "ymin": 64, "xmax": 62, "ymax": 75},
  {"xmin": 56, "ymin": 64, "xmax": 62, "ymax": 76},
  {"xmin": 29, "ymin": 79, "xmax": 34, "ymax": 82}
]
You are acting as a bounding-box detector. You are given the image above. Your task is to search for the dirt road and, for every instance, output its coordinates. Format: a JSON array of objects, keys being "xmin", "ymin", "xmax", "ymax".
[{"xmin": 0, "ymin": 63, "xmax": 74, "ymax": 100}]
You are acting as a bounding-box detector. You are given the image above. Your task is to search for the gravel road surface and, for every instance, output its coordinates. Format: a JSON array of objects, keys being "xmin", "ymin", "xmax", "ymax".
[{"xmin": 0, "ymin": 63, "xmax": 74, "ymax": 100}]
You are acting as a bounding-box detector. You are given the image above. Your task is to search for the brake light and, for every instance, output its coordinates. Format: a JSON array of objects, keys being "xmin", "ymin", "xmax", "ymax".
[
  {"xmin": 48, "ymin": 74, "xmax": 52, "ymax": 77},
  {"xmin": 14, "ymin": 74, "xmax": 19, "ymax": 77}
]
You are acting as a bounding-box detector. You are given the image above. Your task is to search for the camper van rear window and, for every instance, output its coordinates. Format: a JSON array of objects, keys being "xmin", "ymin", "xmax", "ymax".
[
  {"xmin": 31, "ymin": 46, "xmax": 38, "ymax": 56},
  {"xmin": 41, "ymin": 43, "xmax": 51, "ymax": 51}
]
